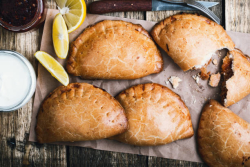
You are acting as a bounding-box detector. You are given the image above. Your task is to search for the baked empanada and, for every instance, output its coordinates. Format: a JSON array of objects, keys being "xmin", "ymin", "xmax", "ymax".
[
  {"xmin": 112, "ymin": 83, "xmax": 194, "ymax": 146},
  {"xmin": 221, "ymin": 49, "xmax": 250, "ymax": 107},
  {"xmin": 36, "ymin": 83, "xmax": 127, "ymax": 143},
  {"xmin": 151, "ymin": 14, "xmax": 235, "ymax": 72},
  {"xmin": 67, "ymin": 20, "xmax": 163, "ymax": 80},
  {"xmin": 198, "ymin": 100, "xmax": 250, "ymax": 167}
]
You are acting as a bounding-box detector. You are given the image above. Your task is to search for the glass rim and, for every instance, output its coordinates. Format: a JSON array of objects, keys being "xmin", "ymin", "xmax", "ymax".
[{"xmin": 0, "ymin": 50, "xmax": 36, "ymax": 112}]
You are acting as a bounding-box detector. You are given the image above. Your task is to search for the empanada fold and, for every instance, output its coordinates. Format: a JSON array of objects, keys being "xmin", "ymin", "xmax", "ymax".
[
  {"xmin": 36, "ymin": 83, "xmax": 128, "ymax": 143},
  {"xmin": 221, "ymin": 49, "xmax": 250, "ymax": 107}
]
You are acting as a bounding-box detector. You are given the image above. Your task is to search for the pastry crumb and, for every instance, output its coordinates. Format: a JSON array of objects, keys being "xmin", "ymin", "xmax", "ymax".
[
  {"xmin": 209, "ymin": 73, "xmax": 221, "ymax": 87},
  {"xmin": 192, "ymin": 74, "xmax": 200, "ymax": 84},
  {"xmin": 218, "ymin": 52, "xmax": 221, "ymax": 57},
  {"xmin": 165, "ymin": 81, "xmax": 169, "ymax": 85},
  {"xmin": 212, "ymin": 59, "xmax": 218, "ymax": 65},
  {"xmin": 169, "ymin": 76, "xmax": 182, "ymax": 89}
]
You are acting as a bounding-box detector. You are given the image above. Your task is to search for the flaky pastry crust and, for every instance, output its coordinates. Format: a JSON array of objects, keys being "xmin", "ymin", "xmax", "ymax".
[
  {"xmin": 151, "ymin": 13, "xmax": 235, "ymax": 71},
  {"xmin": 221, "ymin": 49, "xmax": 250, "ymax": 107},
  {"xmin": 67, "ymin": 20, "xmax": 163, "ymax": 79},
  {"xmin": 112, "ymin": 83, "xmax": 194, "ymax": 146},
  {"xmin": 36, "ymin": 83, "xmax": 128, "ymax": 143},
  {"xmin": 198, "ymin": 100, "xmax": 250, "ymax": 167}
]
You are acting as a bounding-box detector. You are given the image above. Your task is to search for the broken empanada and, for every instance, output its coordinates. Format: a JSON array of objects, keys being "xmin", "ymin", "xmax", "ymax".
[
  {"xmin": 112, "ymin": 83, "xmax": 194, "ymax": 146},
  {"xmin": 36, "ymin": 83, "xmax": 128, "ymax": 143},
  {"xmin": 151, "ymin": 13, "xmax": 235, "ymax": 72},
  {"xmin": 221, "ymin": 49, "xmax": 250, "ymax": 107},
  {"xmin": 67, "ymin": 20, "xmax": 163, "ymax": 80},
  {"xmin": 198, "ymin": 100, "xmax": 250, "ymax": 167}
]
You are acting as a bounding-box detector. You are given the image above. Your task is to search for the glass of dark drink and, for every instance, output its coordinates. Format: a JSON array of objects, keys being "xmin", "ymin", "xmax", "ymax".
[{"xmin": 0, "ymin": 0, "xmax": 47, "ymax": 32}]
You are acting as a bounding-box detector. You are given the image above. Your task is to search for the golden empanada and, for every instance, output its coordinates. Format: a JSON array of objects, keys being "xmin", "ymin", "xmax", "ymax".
[
  {"xmin": 221, "ymin": 49, "xmax": 250, "ymax": 107},
  {"xmin": 112, "ymin": 83, "xmax": 194, "ymax": 146},
  {"xmin": 151, "ymin": 13, "xmax": 235, "ymax": 72},
  {"xmin": 67, "ymin": 20, "xmax": 163, "ymax": 80},
  {"xmin": 198, "ymin": 100, "xmax": 250, "ymax": 167},
  {"xmin": 36, "ymin": 83, "xmax": 127, "ymax": 143}
]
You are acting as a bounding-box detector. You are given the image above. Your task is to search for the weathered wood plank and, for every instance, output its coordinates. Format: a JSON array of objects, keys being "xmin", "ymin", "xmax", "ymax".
[
  {"xmin": 68, "ymin": 147, "xmax": 148, "ymax": 167},
  {"xmin": 148, "ymin": 156, "xmax": 209, "ymax": 167},
  {"xmin": 226, "ymin": 0, "xmax": 250, "ymax": 33},
  {"xmin": 0, "ymin": 0, "xmax": 67, "ymax": 167}
]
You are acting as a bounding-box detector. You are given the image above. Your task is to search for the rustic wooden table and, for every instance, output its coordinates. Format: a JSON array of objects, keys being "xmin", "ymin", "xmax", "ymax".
[{"xmin": 0, "ymin": 0, "xmax": 249, "ymax": 166}]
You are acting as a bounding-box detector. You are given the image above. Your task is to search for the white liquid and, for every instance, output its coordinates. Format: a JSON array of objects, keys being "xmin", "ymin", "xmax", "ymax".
[{"xmin": 0, "ymin": 53, "xmax": 31, "ymax": 108}]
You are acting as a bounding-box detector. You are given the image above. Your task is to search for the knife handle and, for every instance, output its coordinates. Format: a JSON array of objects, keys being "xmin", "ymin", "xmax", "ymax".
[{"xmin": 88, "ymin": 0, "xmax": 152, "ymax": 14}]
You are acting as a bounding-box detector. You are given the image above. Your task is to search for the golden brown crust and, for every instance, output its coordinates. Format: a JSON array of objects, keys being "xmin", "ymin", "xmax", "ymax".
[
  {"xmin": 151, "ymin": 13, "xmax": 235, "ymax": 71},
  {"xmin": 222, "ymin": 49, "xmax": 250, "ymax": 107},
  {"xmin": 36, "ymin": 83, "xmax": 128, "ymax": 143},
  {"xmin": 67, "ymin": 20, "xmax": 163, "ymax": 80},
  {"xmin": 112, "ymin": 83, "xmax": 194, "ymax": 146},
  {"xmin": 198, "ymin": 100, "xmax": 250, "ymax": 167}
]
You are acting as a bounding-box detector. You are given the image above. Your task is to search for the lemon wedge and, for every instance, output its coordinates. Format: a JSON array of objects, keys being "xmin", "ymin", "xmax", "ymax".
[
  {"xmin": 56, "ymin": 0, "xmax": 86, "ymax": 33},
  {"xmin": 35, "ymin": 51, "xmax": 69, "ymax": 86},
  {"xmin": 53, "ymin": 13, "xmax": 69, "ymax": 59}
]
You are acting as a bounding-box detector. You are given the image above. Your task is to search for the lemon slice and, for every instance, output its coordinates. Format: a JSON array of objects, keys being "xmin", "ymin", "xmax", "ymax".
[
  {"xmin": 53, "ymin": 13, "xmax": 69, "ymax": 59},
  {"xmin": 56, "ymin": 0, "xmax": 86, "ymax": 33},
  {"xmin": 35, "ymin": 51, "xmax": 69, "ymax": 86}
]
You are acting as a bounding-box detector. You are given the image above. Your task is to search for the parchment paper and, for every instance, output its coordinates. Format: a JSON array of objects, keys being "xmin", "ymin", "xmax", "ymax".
[{"xmin": 29, "ymin": 9, "xmax": 250, "ymax": 163}]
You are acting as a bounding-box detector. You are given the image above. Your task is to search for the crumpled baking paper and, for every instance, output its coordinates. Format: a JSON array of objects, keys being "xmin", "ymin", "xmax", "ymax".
[{"xmin": 29, "ymin": 9, "xmax": 250, "ymax": 163}]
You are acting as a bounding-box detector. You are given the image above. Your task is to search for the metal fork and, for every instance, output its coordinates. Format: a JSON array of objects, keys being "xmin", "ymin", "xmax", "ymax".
[{"xmin": 161, "ymin": 0, "xmax": 221, "ymax": 24}]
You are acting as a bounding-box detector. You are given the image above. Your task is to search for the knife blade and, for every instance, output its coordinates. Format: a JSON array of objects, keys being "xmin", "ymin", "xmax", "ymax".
[
  {"xmin": 153, "ymin": 1, "xmax": 218, "ymax": 11},
  {"xmin": 89, "ymin": 0, "xmax": 219, "ymax": 14}
]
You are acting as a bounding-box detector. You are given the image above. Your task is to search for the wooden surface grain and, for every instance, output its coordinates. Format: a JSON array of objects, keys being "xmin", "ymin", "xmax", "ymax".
[
  {"xmin": 225, "ymin": 0, "xmax": 250, "ymax": 32},
  {"xmin": 0, "ymin": 0, "xmax": 249, "ymax": 166}
]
